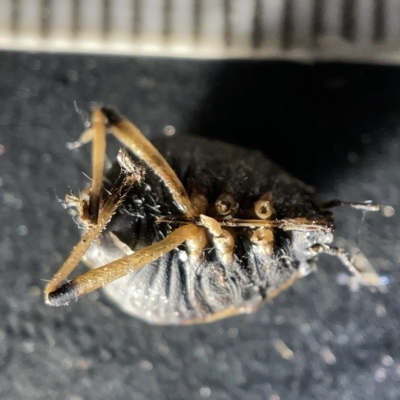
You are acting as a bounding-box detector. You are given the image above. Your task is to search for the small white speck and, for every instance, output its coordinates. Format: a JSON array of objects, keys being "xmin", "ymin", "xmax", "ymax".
[
  {"xmin": 81, "ymin": 378, "xmax": 92, "ymax": 388},
  {"xmin": 67, "ymin": 396, "xmax": 84, "ymax": 400},
  {"xmin": 314, "ymin": 370, "xmax": 324, "ymax": 379},
  {"xmin": 18, "ymin": 87, "xmax": 30, "ymax": 99},
  {"xmin": 322, "ymin": 330, "xmax": 333, "ymax": 340},
  {"xmin": 348, "ymin": 152, "xmax": 359, "ymax": 163},
  {"xmin": 163, "ymin": 125, "xmax": 176, "ymax": 136},
  {"xmin": 138, "ymin": 77, "xmax": 155, "ymax": 88},
  {"xmin": 0, "ymin": 177, "xmax": 3, "ymax": 187},
  {"xmin": 381, "ymin": 355, "xmax": 394, "ymax": 367},
  {"xmin": 84, "ymin": 58, "xmax": 97, "ymax": 70},
  {"xmin": 375, "ymin": 303, "xmax": 387, "ymax": 318},
  {"xmin": 216, "ymin": 351, "xmax": 226, "ymax": 362},
  {"xmin": 67, "ymin": 70, "xmax": 79, "ymax": 82},
  {"xmin": 200, "ymin": 387, "xmax": 211, "ymax": 398},
  {"xmin": 3, "ymin": 193, "xmax": 23, "ymax": 209},
  {"xmin": 337, "ymin": 334, "xmax": 349, "ymax": 345},
  {"xmin": 379, "ymin": 276, "xmax": 390, "ymax": 286},
  {"xmin": 76, "ymin": 358, "xmax": 91, "ymax": 370},
  {"xmin": 16, "ymin": 225, "xmax": 28, "ymax": 236},
  {"xmin": 274, "ymin": 315, "xmax": 286, "ymax": 325},
  {"xmin": 0, "ymin": 145, "xmax": 4, "ymax": 155},
  {"xmin": 382, "ymin": 206, "xmax": 395, "ymax": 218},
  {"xmin": 320, "ymin": 346, "xmax": 336, "ymax": 365},
  {"xmin": 157, "ymin": 343, "xmax": 170, "ymax": 355},
  {"xmin": 179, "ymin": 250, "xmax": 188, "ymax": 262},
  {"xmin": 194, "ymin": 347, "xmax": 206, "ymax": 357},
  {"xmin": 88, "ymin": 291, "xmax": 99, "ymax": 301},
  {"xmin": 29, "ymin": 286, "xmax": 42, "ymax": 297},
  {"xmin": 300, "ymin": 324, "xmax": 311, "ymax": 334},
  {"xmin": 41, "ymin": 153, "xmax": 52, "ymax": 163},
  {"xmin": 139, "ymin": 360, "xmax": 153, "ymax": 371},
  {"xmin": 99, "ymin": 349, "xmax": 111, "ymax": 362},
  {"xmin": 227, "ymin": 327, "xmax": 238, "ymax": 338},
  {"xmin": 299, "ymin": 262, "xmax": 312, "ymax": 276},
  {"xmin": 375, "ymin": 367, "xmax": 387, "ymax": 382},
  {"xmin": 336, "ymin": 272, "xmax": 350, "ymax": 285},
  {"xmin": 66, "ymin": 141, "xmax": 82, "ymax": 150},
  {"xmin": 270, "ymin": 395, "xmax": 280, "ymax": 400},
  {"xmin": 272, "ymin": 338, "xmax": 294, "ymax": 360},
  {"xmin": 21, "ymin": 340, "xmax": 35, "ymax": 353},
  {"xmin": 31, "ymin": 59, "xmax": 41, "ymax": 70}
]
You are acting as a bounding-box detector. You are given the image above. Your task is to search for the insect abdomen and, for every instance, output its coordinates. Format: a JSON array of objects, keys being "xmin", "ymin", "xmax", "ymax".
[{"xmin": 85, "ymin": 231, "xmax": 299, "ymax": 324}]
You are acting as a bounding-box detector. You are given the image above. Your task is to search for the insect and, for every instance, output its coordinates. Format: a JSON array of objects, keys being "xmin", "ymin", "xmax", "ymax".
[{"xmin": 44, "ymin": 106, "xmax": 379, "ymax": 325}]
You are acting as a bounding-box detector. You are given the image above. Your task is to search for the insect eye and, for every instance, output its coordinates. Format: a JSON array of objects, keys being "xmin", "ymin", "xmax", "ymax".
[
  {"xmin": 254, "ymin": 193, "xmax": 274, "ymax": 219},
  {"xmin": 215, "ymin": 193, "xmax": 237, "ymax": 216}
]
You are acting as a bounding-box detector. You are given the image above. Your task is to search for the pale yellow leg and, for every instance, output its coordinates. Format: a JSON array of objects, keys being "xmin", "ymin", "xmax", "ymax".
[
  {"xmin": 99, "ymin": 107, "xmax": 198, "ymax": 217},
  {"xmin": 47, "ymin": 224, "xmax": 204, "ymax": 306},
  {"xmin": 88, "ymin": 109, "xmax": 107, "ymax": 223},
  {"xmin": 44, "ymin": 150, "xmax": 144, "ymax": 303}
]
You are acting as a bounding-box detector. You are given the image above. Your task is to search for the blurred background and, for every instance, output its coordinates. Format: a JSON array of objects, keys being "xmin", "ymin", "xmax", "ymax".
[{"xmin": 1, "ymin": 1, "xmax": 400, "ymax": 400}]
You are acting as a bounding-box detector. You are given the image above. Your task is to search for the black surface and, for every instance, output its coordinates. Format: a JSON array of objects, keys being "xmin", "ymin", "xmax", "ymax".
[{"xmin": 0, "ymin": 52, "xmax": 400, "ymax": 400}]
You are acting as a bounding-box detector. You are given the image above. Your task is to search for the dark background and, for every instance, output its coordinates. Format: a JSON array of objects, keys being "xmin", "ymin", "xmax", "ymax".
[{"xmin": 0, "ymin": 52, "xmax": 399, "ymax": 400}]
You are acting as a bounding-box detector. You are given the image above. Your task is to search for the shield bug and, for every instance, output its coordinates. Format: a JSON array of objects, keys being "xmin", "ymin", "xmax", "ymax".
[{"xmin": 44, "ymin": 107, "xmax": 379, "ymax": 325}]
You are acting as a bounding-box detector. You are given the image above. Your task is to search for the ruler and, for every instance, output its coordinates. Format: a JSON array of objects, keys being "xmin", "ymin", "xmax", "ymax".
[{"xmin": 0, "ymin": 0, "xmax": 399, "ymax": 63}]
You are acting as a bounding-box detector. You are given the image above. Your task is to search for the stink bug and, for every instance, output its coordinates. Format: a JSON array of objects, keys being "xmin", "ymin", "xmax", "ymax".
[{"xmin": 45, "ymin": 107, "xmax": 379, "ymax": 325}]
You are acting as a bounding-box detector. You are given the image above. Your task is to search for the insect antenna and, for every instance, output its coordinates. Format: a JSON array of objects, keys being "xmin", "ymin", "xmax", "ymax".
[{"xmin": 320, "ymin": 199, "xmax": 379, "ymax": 211}]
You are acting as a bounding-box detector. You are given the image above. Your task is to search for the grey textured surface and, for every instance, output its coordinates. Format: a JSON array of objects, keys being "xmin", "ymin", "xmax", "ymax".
[{"xmin": 0, "ymin": 52, "xmax": 400, "ymax": 400}]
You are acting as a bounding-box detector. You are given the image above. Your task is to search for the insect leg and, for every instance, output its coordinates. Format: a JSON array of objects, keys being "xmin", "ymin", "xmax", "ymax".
[
  {"xmin": 311, "ymin": 243, "xmax": 362, "ymax": 278},
  {"xmin": 99, "ymin": 106, "xmax": 198, "ymax": 218},
  {"xmin": 185, "ymin": 228, "xmax": 208, "ymax": 266},
  {"xmin": 44, "ymin": 150, "xmax": 144, "ymax": 303},
  {"xmin": 69, "ymin": 109, "xmax": 108, "ymax": 224},
  {"xmin": 249, "ymin": 227, "xmax": 274, "ymax": 255},
  {"xmin": 46, "ymin": 224, "xmax": 204, "ymax": 306},
  {"xmin": 183, "ymin": 307, "xmax": 251, "ymax": 325},
  {"xmin": 200, "ymin": 214, "xmax": 235, "ymax": 265},
  {"xmin": 88, "ymin": 109, "xmax": 107, "ymax": 223}
]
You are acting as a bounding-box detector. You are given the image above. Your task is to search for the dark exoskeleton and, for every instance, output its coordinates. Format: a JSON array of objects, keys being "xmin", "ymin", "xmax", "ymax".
[{"xmin": 45, "ymin": 107, "xmax": 379, "ymax": 325}]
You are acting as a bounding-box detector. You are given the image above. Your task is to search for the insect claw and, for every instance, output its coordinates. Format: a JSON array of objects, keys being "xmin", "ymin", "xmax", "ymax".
[{"xmin": 46, "ymin": 282, "xmax": 78, "ymax": 307}]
